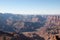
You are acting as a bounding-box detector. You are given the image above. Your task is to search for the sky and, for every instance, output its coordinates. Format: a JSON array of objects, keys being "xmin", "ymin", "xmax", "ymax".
[{"xmin": 0, "ymin": 0, "xmax": 60, "ymax": 15}]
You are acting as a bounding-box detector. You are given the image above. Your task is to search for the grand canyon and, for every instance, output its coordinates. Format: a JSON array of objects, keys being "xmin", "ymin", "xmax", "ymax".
[{"xmin": 0, "ymin": 13, "xmax": 60, "ymax": 40}]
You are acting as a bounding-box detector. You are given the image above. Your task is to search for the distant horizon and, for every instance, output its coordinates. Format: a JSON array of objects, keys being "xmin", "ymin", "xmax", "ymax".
[{"xmin": 1, "ymin": 12, "xmax": 60, "ymax": 15}]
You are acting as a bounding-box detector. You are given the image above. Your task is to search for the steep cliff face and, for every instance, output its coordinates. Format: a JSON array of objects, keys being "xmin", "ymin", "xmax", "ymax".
[
  {"xmin": 45, "ymin": 15, "xmax": 60, "ymax": 27},
  {"xmin": 45, "ymin": 16, "xmax": 60, "ymax": 34},
  {"xmin": 36, "ymin": 15, "xmax": 60, "ymax": 40}
]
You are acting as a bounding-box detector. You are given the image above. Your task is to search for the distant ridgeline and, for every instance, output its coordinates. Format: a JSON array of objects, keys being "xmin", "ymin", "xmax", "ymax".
[
  {"xmin": 0, "ymin": 13, "xmax": 60, "ymax": 33},
  {"xmin": 0, "ymin": 13, "xmax": 46, "ymax": 33}
]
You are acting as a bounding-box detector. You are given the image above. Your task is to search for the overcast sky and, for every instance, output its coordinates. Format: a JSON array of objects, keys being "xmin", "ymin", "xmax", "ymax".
[{"xmin": 0, "ymin": 0, "xmax": 60, "ymax": 15}]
